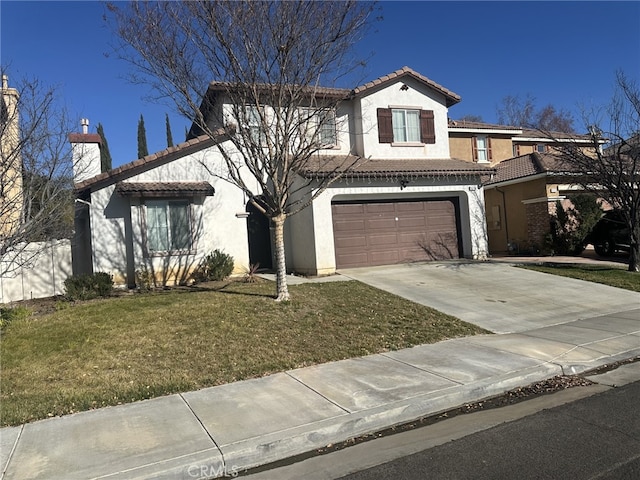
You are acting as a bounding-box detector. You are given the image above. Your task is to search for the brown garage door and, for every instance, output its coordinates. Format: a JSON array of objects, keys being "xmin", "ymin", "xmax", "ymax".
[{"xmin": 332, "ymin": 199, "xmax": 460, "ymax": 268}]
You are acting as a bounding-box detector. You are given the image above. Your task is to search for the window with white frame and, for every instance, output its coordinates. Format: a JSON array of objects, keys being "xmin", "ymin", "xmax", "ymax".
[
  {"xmin": 392, "ymin": 108, "xmax": 421, "ymax": 143},
  {"xmin": 303, "ymin": 109, "xmax": 337, "ymax": 147},
  {"xmin": 245, "ymin": 106, "xmax": 265, "ymax": 144},
  {"xmin": 473, "ymin": 135, "xmax": 491, "ymax": 162},
  {"xmin": 146, "ymin": 200, "xmax": 192, "ymax": 253}
]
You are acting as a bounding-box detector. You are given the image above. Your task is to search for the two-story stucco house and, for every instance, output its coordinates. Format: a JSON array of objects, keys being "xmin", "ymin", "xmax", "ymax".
[
  {"xmin": 447, "ymin": 119, "xmax": 603, "ymax": 254},
  {"xmin": 72, "ymin": 67, "xmax": 495, "ymax": 287}
]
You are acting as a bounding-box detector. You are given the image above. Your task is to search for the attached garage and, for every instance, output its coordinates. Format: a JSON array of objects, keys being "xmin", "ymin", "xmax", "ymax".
[{"xmin": 332, "ymin": 198, "xmax": 461, "ymax": 268}]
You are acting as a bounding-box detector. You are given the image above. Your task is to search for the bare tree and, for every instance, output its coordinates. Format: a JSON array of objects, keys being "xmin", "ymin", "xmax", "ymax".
[
  {"xmin": 0, "ymin": 71, "xmax": 76, "ymax": 275},
  {"xmin": 108, "ymin": 1, "xmax": 373, "ymax": 300},
  {"xmin": 553, "ymin": 71, "xmax": 640, "ymax": 272},
  {"xmin": 497, "ymin": 93, "xmax": 575, "ymax": 133}
]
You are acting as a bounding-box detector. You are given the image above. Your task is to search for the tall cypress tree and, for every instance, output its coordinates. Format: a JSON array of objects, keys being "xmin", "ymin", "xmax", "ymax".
[
  {"xmin": 165, "ymin": 113, "xmax": 174, "ymax": 148},
  {"xmin": 137, "ymin": 114, "xmax": 149, "ymax": 158},
  {"xmin": 96, "ymin": 123, "xmax": 113, "ymax": 172}
]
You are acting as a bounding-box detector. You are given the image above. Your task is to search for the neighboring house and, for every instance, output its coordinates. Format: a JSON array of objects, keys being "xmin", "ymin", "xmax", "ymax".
[
  {"xmin": 447, "ymin": 119, "xmax": 602, "ymax": 254},
  {"xmin": 482, "ymin": 153, "xmax": 585, "ymax": 254},
  {"xmin": 72, "ymin": 67, "xmax": 495, "ymax": 287},
  {"xmin": 448, "ymin": 119, "xmax": 598, "ymax": 165},
  {"xmin": 0, "ymin": 74, "xmax": 23, "ymax": 238}
]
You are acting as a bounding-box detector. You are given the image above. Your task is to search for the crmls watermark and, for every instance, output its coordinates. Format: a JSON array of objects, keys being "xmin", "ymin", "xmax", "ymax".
[{"xmin": 186, "ymin": 463, "xmax": 243, "ymax": 479}]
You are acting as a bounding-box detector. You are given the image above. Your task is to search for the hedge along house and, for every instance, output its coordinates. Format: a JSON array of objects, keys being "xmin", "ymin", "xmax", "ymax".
[{"xmin": 71, "ymin": 67, "xmax": 494, "ymax": 287}]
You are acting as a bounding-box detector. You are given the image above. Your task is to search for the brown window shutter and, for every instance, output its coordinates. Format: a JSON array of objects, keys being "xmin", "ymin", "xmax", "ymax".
[
  {"xmin": 377, "ymin": 108, "xmax": 393, "ymax": 143},
  {"xmin": 472, "ymin": 136, "xmax": 478, "ymax": 161},
  {"xmin": 420, "ymin": 110, "xmax": 436, "ymax": 144},
  {"xmin": 487, "ymin": 137, "xmax": 493, "ymax": 160}
]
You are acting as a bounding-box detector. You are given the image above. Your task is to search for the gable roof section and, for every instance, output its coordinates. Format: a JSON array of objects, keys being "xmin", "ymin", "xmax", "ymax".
[
  {"xmin": 485, "ymin": 152, "xmax": 581, "ymax": 186},
  {"xmin": 204, "ymin": 67, "xmax": 460, "ymax": 105},
  {"xmin": 205, "ymin": 81, "xmax": 351, "ymax": 100},
  {"xmin": 516, "ymin": 128, "xmax": 593, "ymax": 142},
  {"xmin": 352, "ymin": 66, "xmax": 461, "ymax": 107},
  {"xmin": 74, "ymin": 129, "xmax": 230, "ymax": 194},
  {"xmin": 298, "ymin": 156, "xmax": 494, "ymax": 179}
]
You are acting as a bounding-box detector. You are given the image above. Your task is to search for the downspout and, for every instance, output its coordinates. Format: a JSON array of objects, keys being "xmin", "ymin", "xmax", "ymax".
[{"xmin": 495, "ymin": 187, "xmax": 510, "ymax": 253}]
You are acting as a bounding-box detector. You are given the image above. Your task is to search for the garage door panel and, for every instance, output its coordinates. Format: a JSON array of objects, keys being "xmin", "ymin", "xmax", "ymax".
[
  {"xmin": 367, "ymin": 217, "xmax": 397, "ymax": 230},
  {"xmin": 333, "ymin": 204, "xmax": 365, "ymax": 215},
  {"xmin": 332, "ymin": 199, "xmax": 460, "ymax": 268},
  {"xmin": 397, "ymin": 216, "xmax": 427, "ymax": 229},
  {"xmin": 370, "ymin": 250, "xmax": 400, "ymax": 264},
  {"xmin": 333, "ymin": 219, "xmax": 366, "ymax": 232},
  {"xmin": 334, "ymin": 235, "xmax": 367, "ymax": 248},
  {"xmin": 396, "ymin": 202, "xmax": 427, "ymax": 212},
  {"xmin": 365, "ymin": 203, "xmax": 396, "ymax": 214},
  {"xmin": 336, "ymin": 252, "xmax": 369, "ymax": 267},
  {"xmin": 368, "ymin": 233, "xmax": 399, "ymax": 246}
]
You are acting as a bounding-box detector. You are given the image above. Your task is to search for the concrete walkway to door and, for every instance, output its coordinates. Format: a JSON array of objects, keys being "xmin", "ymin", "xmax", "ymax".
[{"xmin": 339, "ymin": 261, "xmax": 640, "ymax": 334}]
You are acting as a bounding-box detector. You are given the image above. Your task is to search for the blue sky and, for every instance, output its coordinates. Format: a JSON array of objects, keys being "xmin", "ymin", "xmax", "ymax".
[{"xmin": 2, "ymin": 1, "xmax": 639, "ymax": 168}]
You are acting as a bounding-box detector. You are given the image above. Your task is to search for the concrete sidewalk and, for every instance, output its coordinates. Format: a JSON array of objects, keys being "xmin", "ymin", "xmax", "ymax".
[{"xmin": 1, "ymin": 304, "xmax": 639, "ymax": 480}]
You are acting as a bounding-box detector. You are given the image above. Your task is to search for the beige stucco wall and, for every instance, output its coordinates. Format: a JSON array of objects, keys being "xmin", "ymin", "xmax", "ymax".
[
  {"xmin": 484, "ymin": 177, "xmax": 548, "ymax": 254},
  {"xmin": 1, "ymin": 78, "xmax": 22, "ymax": 238},
  {"xmin": 448, "ymin": 135, "xmax": 513, "ymax": 163}
]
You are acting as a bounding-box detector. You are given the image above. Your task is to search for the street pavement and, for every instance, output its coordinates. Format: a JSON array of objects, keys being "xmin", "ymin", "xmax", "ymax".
[
  {"xmin": 336, "ymin": 367, "xmax": 640, "ymax": 480},
  {"xmin": 244, "ymin": 362, "xmax": 640, "ymax": 480},
  {"xmin": 1, "ymin": 261, "xmax": 639, "ymax": 480}
]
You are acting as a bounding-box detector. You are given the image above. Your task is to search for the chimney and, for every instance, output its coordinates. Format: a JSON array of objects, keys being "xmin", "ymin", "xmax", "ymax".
[{"xmin": 69, "ymin": 118, "xmax": 102, "ymax": 184}]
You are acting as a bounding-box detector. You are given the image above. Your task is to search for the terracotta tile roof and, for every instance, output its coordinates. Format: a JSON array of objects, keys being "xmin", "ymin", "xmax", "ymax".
[
  {"xmin": 116, "ymin": 182, "xmax": 214, "ymax": 197},
  {"xmin": 74, "ymin": 129, "xmax": 230, "ymax": 193},
  {"xmin": 352, "ymin": 66, "xmax": 461, "ymax": 107},
  {"xmin": 517, "ymin": 128, "xmax": 593, "ymax": 141},
  {"xmin": 206, "ymin": 67, "xmax": 461, "ymax": 106},
  {"xmin": 448, "ymin": 119, "xmax": 522, "ymax": 131},
  {"xmin": 447, "ymin": 119, "xmax": 593, "ymax": 141},
  {"xmin": 298, "ymin": 155, "xmax": 495, "ymax": 179},
  {"xmin": 206, "ymin": 82, "xmax": 350, "ymax": 100},
  {"xmin": 485, "ymin": 152, "xmax": 581, "ymax": 185}
]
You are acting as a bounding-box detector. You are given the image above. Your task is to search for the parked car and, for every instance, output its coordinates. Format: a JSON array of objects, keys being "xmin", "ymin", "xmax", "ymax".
[{"xmin": 584, "ymin": 210, "xmax": 630, "ymax": 256}]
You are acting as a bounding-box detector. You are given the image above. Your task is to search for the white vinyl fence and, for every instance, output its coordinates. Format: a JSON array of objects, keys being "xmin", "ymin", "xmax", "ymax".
[{"xmin": 0, "ymin": 240, "xmax": 72, "ymax": 303}]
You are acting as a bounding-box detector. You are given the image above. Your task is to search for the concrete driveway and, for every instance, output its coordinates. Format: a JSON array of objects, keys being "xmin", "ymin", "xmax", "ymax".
[{"xmin": 339, "ymin": 261, "xmax": 640, "ymax": 334}]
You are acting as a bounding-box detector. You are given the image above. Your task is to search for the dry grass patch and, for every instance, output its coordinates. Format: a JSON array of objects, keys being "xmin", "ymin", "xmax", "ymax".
[{"xmin": 1, "ymin": 280, "xmax": 487, "ymax": 426}]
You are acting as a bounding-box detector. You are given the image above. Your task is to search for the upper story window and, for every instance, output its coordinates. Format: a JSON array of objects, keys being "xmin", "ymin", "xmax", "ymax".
[
  {"xmin": 377, "ymin": 108, "xmax": 435, "ymax": 145},
  {"xmin": 392, "ymin": 109, "xmax": 420, "ymax": 143},
  {"xmin": 146, "ymin": 200, "xmax": 192, "ymax": 254},
  {"xmin": 318, "ymin": 110, "xmax": 337, "ymax": 147},
  {"xmin": 513, "ymin": 144, "xmax": 520, "ymax": 157},
  {"xmin": 302, "ymin": 108, "xmax": 337, "ymax": 147},
  {"xmin": 536, "ymin": 143, "xmax": 547, "ymax": 153},
  {"xmin": 245, "ymin": 106, "xmax": 265, "ymax": 144},
  {"xmin": 473, "ymin": 135, "xmax": 492, "ymax": 163}
]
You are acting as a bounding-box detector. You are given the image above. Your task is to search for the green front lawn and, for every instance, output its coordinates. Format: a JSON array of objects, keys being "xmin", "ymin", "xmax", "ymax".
[
  {"xmin": 521, "ymin": 264, "xmax": 640, "ymax": 292},
  {"xmin": 0, "ymin": 280, "xmax": 487, "ymax": 426}
]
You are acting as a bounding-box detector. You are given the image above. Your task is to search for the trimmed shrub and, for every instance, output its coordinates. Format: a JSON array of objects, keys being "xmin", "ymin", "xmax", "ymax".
[
  {"xmin": 193, "ymin": 250, "xmax": 234, "ymax": 282},
  {"xmin": 64, "ymin": 272, "xmax": 114, "ymax": 301}
]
